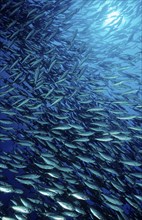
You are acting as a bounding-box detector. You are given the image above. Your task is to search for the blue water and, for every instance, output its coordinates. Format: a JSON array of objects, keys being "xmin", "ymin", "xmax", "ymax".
[{"xmin": 0, "ymin": 0, "xmax": 142, "ymax": 219}]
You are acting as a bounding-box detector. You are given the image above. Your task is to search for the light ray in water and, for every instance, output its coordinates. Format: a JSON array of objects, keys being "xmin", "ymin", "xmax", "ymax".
[{"xmin": 104, "ymin": 9, "xmax": 125, "ymax": 27}]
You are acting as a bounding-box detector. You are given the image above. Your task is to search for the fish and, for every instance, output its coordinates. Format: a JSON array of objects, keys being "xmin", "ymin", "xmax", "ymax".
[
  {"xmin": 11, "ymin": 206, "xmax": 31, "ymax": 214},
  {"xmin": 90, "ymin": 207, "xmax": 106, "ymax": 219},
  {"xmin": 0, "ymin": 0, "xmax": 141, "ymax": 219},
  {"xmin": 57, "ymin": 200, "xmax": 74, "ymax": 211},
  {"xmin": 0, "ymin": 185, "xmax": 14, "ymax": 193}
]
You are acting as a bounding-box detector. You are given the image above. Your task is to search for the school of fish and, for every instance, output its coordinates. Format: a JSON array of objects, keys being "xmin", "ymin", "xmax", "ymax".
[{"xmin": 0, "ymin": 0, "xmax": 142, "ymax": 219}]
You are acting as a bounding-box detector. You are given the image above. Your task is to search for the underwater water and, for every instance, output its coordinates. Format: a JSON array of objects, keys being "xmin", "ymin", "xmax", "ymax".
[{"xmin": 0, "ymin": 0, "xmax": 142, "ymax": 219}]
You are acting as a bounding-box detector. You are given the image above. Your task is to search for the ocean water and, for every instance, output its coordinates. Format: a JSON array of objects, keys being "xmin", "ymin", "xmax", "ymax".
[{"xmin": 0, "ymin": 0, "xmax": 142, "ymax": 219}]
